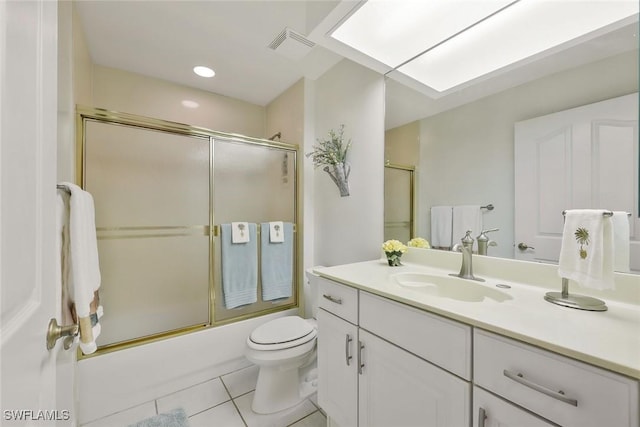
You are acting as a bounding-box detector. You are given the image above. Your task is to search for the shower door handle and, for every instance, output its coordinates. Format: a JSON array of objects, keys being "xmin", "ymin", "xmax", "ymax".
[{"xmin": 345, "ymin": 334, "xmax": 353, "ymax": 366}]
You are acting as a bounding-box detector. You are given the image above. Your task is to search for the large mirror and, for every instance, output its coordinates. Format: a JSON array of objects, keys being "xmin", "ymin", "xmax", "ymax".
[{"xmin": 385, "ymin": 20, "xmax": 639, "ymax": 273}]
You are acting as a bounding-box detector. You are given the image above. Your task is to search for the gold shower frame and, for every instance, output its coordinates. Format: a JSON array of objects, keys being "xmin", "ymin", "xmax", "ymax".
[
  {"xmin": 384, "ymin": 162, "xmax": 416, "ymax": 240},
  {"xmin": 75, "ymin": 106, "xmax": 302, "ymax": 358}
]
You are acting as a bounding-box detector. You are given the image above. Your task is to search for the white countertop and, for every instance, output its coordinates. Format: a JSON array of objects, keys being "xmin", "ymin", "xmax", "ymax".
[{"xmin": 314, "ymin": 253, "xmax": 640, "ymax": 380}]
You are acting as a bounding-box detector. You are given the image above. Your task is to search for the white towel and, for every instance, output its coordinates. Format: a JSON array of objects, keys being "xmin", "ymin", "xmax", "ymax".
[
  {"xmin": 57, "ymin": 183, "xmax": 102, "ymax": 354},
  {"xmin": 611, "ymin": 211, "xmax": 630, "ymax": 273},
  {"xmin": 231, "ymin": 222, "xmax": 250, "ymax": 243},
  {"xmin": 452, "ymin": 205, "xmax": 483, "ymax": 246},
  {"xmin": 558, "ymin": 209, "xmax": 614, "ymax": 290},
  {"xmin": 430, "ymin": 206, "xmax": 453, "ymax": 248},
  {"xmin": 269, "ymin": 221, "xmax": 285, "ymax": 243}
]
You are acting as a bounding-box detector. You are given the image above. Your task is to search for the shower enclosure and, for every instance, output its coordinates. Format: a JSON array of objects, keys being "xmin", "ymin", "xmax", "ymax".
[
  {"xmin": 78, "ymin": 107, "xmax": 299, "ymax": 354},
  {"xmin": 384, "ymin": 162, "xmax": 415, "ymax": 242}
]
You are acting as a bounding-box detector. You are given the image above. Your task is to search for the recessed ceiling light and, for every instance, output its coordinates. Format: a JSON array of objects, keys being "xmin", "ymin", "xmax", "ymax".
[
  {"xmin": 193, "ymin": 66, "xmax": 215, "ymax": 78},
  {"xmin": 181, "ymin": 100, "xmax": 200, "ymax": 109}
]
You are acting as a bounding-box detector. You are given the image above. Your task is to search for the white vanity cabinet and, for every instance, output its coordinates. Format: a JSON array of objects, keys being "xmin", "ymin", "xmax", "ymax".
[
  {"xmin": 474, "ymin": 329, "xmax": 639, "ymax": 427},
  {"xmin": 317, "ymin": 276, "xmax": 472, "ymax": 427}
]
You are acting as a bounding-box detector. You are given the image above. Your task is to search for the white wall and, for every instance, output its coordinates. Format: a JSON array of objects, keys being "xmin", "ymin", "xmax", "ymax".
[
  {"xmin": 92, "ymin": 65, "xmax": 266, "ymax": 138},
  {"xmin": 418, "ymin": 50, "xmax": 639, "ymax": 258},
  {"xmin": 313, "ymin": 59, "xmax": 386, "ymax": 267}
]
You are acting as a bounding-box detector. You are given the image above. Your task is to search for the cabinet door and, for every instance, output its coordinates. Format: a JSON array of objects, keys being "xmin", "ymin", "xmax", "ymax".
[
  {"xmin": 358, "ymin": 330, "xmax": 470, "ymax": 427},
  {"xmin": 318, "ymin": 309, "xmax": 358, "ymax": 427},
  {"xmin": 474, "ymin": 387, "xmax": 554, "ymax": 427}
]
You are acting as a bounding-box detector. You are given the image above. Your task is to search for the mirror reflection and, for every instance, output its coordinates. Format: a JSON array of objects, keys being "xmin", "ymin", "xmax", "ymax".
[{"xmin": 384, "ymin": 21, "xmax": 639, "ymax": 274}]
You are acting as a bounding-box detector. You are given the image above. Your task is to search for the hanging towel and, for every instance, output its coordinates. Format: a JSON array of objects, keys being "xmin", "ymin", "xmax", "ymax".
[
  {"xmin": 57, "ymin": 182, "xmax": 103, "ymax": 354},
  {"xmin": 231, "ymin": 221, "xmax": 251, "ymax": 243},
  {"xmin": 452, "ymin": 205, "xmax": 483, "ymax": 245},
  {"xmin": 611, "ymin": 211, "xmax": 630, "ymax": 273},
  {"xmin": 430, "ymin": 206, "xmax": 453, "ymax": 249},
  {"xmin": 558, "ymin": 209, "xmax": 614, "ymax": 290},
  {"xmin": 221, "ymin": 223, "xmax": 258, "ymax": 308},
  {"xmin": 261, "ymin": 222, "xmax": 293, "ymax": 301}
]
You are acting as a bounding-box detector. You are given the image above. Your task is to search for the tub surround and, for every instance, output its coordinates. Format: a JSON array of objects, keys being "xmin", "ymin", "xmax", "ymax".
[{"xmin": 314, "ymin": 248, "xmax": 640, "ymax": 380}]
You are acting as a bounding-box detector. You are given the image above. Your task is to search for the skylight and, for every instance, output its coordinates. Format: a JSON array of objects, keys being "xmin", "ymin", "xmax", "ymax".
[{"xmin": 330, "ymin": 0, "xmax": 639, "ymax": 93}]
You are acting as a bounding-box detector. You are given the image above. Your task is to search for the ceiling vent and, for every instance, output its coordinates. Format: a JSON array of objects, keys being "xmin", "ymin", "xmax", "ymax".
[{"xmin": 268, "ymin": 28, "xmax": 315, "ymax": 60}]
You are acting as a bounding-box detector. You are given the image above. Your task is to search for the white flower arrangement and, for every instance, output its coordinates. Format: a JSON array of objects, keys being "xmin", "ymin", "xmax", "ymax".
[
  {"xmin": 382, "ymin": 239, "xmax": 407, "ymax": 266},
  {"xmin": 407, "ymin": 237, "xmax": 431, "ymax": 249},
  {"xmin": 382, "ymin": 239, "xmax": 408, "ymax": 254}
]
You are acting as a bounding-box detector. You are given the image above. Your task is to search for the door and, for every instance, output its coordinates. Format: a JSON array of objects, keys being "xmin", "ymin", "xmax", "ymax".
[
  {"xmin": 358, "ymin": 330, "xmax": 470, "ymax": 427},
  {"xmin": 317, "ymin": 309, "xmax": 358, "ymax": 427},
  {"xmin": 0, "ymin": 1, "xmax": 71, "ymax": 424},
  {"xmin": 514, "ymin": 93, "xmax": 639, "ymax": 271}
]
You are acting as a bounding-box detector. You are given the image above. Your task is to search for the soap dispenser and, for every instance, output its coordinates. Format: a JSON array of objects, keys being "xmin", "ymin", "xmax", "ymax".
[{"xmin": 476, "ymin": 228, "xmax": 499, "ymax": 255}]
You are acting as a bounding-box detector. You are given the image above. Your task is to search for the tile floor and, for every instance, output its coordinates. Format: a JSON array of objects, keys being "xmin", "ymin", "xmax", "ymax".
[{"xmin": 82, "ymin": 364, "xmax": 326, "ymax": 427}]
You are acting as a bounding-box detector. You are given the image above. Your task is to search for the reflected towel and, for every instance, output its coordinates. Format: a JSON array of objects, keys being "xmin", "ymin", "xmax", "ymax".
[
  {"xmin": 452, "ymin": 205, "xmax": 483, "ymax": 245},
  {"xmin": 261, "ymin": 222, "xmax": 293, "ymax": 301},
  {"xmin": 221, "ymin": 223, "xmax": 258, "ymax": 308},
  {"xmin": 612, "ymin": 211, "xmax": 630, "ymax": 273},
  {"xmin": 430, "ymin": 206, "xmax": 453, "ymax": 249},
  {"xmin": 57, "ymin": 183, "xmax": 102, "ymax": 354},
  {"xmin": 558, "ymin": 209, "xmax": 614, "ymax": 290}
]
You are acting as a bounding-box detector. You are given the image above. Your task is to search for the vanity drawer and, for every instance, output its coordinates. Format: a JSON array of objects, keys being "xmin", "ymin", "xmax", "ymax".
[
  {"xmin": 316, "ymin": 276, "xmax": 358, "ymax": 324},
  {"xmin": 474, "ymin": 329, "xmax": 639, "ymax": 427},
  {"xmin": 359, "ymin": 291, "xmax": 472, "ymax": 380}
]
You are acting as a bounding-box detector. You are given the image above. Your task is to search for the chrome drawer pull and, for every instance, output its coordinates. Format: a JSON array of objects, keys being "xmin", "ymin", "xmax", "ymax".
[
  {"xmin": 345, "ymin": 334, "xmax": 353, "ymax": 366},
  {"xmin": 322, "ymin": 294, "xmax": 343, "ymax": 304},
  {"xmin": 478, "ymin": 407, "xmax": 487, "ymax": 427},
  {"xmin": 503, "ymin": 370, "xmax": 578, "ymax": 407},
  {"xmin": 358, "ymin": 341, "xmax": 365, "ymax": 375}
]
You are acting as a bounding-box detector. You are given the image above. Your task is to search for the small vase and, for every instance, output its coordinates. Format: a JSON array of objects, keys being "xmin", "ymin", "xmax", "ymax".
[
  {"xmin": 323, "ymin": 162, "xmax": 351, "ymax": 197},
  {"xmin": 386, "ymin": 251, "xmax": 402, "ymax": 266}
]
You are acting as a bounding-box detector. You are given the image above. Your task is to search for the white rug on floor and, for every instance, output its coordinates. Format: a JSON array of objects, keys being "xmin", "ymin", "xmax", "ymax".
[{"xmin": 128, "ymin": 408, "xmax": 189, "ymax": 427}]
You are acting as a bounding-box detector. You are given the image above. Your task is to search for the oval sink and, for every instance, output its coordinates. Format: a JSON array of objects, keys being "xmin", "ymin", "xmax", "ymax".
[{"xmin": 391, "ymin": 272, "xmax": 512, "ymax": 303}]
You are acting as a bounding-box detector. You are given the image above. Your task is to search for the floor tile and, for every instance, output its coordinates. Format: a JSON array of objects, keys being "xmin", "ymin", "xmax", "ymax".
[
  {"xmin": 222, "ymin": 364, "xmax": 260, "ymax": 398},
  {"xmin": 288, "ymin": 411, "xmax": 326, "ymax": 427},
  {"xmin": 82, "ymin": 402, "xmax": 157, "ymax": 427},
  {"xmin": 234, "ymin": 392, "xmax": 317, "ymax": 427},
  {"xmin": 189, "ymin": 401, "xmax": 246, "ymax": 427},
  {"xmin": 156, "ymin": 377, "xmax": 231, "ymax": 417}
]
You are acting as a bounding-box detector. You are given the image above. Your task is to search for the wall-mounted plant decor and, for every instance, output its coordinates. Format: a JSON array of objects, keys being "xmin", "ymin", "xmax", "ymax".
[{"xmin": 306, "ymin": 124, "xmax": 352, "ymax": 197}]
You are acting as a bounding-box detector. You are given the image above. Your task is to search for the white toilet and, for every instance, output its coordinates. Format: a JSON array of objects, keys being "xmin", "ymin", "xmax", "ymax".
[{"xmin": 245, "ymin": 269, "xmax": 321, "ymax": 414}]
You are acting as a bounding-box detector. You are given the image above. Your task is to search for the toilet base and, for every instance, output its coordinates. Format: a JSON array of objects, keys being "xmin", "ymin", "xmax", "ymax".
[{"xmin": 251, "ymin": 364, "xmax": 318, "ymax": 415}]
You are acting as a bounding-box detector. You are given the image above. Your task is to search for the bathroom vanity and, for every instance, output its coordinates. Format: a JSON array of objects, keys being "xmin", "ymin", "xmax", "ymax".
[{"xmin": 314, "ymin": 249, "xmax": 640, "ymax": 427}]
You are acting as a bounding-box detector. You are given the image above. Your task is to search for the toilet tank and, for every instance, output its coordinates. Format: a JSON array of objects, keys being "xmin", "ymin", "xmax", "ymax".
[{"xmin": 304, "ymin": 267, "xmax": 324, "ymax": 319}]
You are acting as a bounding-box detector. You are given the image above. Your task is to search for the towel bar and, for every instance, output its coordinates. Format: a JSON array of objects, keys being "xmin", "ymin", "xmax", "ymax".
[
  {"xmin": 544, "ymin": 278, "xmax": 607, "ymax": 311},
  {"xmin": 561, "ymin": 210, "xmax": 632, "ymax": 217}
]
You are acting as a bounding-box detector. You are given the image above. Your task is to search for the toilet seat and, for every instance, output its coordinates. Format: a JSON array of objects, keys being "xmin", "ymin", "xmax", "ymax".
[{"xmin": 248, "ymin": 316, "xmax": 317, "ymax": 351}]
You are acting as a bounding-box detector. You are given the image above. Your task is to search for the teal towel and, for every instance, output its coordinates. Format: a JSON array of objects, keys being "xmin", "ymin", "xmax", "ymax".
[
  {"xmin": 221, "ymin": 223, "xmax": 258, "ymax": 308},
  {"xmin": 261, "ymin": 222, "xmax": 293, "ymax": 301},
  {"xmin": 128, "ymin": 408, "xmax": 189, "ymax": 427}
]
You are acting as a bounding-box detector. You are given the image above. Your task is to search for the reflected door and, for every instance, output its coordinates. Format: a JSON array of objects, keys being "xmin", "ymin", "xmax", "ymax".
[
  {"xmin": 384, "ymin": 164, "xmax": 415, "ymax": 242},
  {"xmin": 514, "ymin": 93, "xmax": 639, "ymax": 271}
]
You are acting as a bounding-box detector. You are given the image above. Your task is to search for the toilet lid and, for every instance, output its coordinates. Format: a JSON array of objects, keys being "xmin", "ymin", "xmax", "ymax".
[{"xmin": 250, "ymin": 316, "xmax": 315, "ymax": 346}]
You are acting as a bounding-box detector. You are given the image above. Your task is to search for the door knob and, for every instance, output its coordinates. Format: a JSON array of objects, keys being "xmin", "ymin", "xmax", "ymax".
[
  {"xmin": 46, "ymin": 318, "xmax": 78, "ymax": 351},
  {"xmin": 517, "ymin": 242, "xmax": 535, "ymax": 251}
]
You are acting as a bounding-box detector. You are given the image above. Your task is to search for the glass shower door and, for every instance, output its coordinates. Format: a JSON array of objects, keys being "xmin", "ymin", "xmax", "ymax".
[
  {"xmin": 84, "ymin": 120, "xmax": 211, "ymax": 347},
  {"xmin": 384, "ymin": 164, "xmax": 415, "ymax": 243},
  {"xmin": 212, "ymin": 138, "xmax": 297, "ymax": 323}
]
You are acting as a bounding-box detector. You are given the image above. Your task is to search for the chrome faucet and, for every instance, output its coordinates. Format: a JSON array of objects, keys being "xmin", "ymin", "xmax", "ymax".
[
  {"xmin": 450, "ymin": 231, "xmax": 484, "ymax": 282},
  {"xmin": 476, "ymin": 228, "xmax": 499, "ymax": 256}
]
